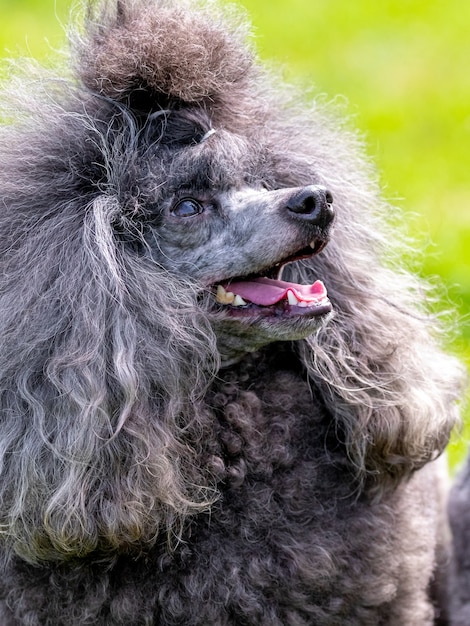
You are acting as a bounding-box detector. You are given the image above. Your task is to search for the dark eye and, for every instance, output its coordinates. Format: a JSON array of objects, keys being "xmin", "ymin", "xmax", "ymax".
[{"xmin": 171, "ymin": 198, "xmax": 204, "ymax": 218}]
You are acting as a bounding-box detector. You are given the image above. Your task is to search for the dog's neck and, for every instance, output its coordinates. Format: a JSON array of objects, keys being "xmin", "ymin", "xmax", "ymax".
[
  {"xmin": 217, "ymin": 338, "xmax": 272, "ymax": 369},
  {"xmin": 217, "ymin": 340, "xmax": 301, "ymax": 375}
]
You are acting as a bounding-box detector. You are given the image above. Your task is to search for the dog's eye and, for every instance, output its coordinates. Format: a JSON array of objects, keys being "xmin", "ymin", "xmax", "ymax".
[{"xmin": 171, "ymin": 198, "xmax": 204, "ymax": 218}]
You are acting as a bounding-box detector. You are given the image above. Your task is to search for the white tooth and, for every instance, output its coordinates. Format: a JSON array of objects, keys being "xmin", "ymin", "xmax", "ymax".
[
  {"xmin": 233, "ymin": 295, "xmax": 247, "ymax": 306},
  {"xmin": 216, "ymin": 285, "xmax": 235, "ymax": 304},
  {"xmin": 298, "ymin": 301, "xmax": 308, "ymax": 308},
  {"xmin": 287, "ymin": 291, "xmax": 300, "ymax": 306},
  {"xmin": 309, "ymin": 240, "xmax": 317, "ymax": 249}
]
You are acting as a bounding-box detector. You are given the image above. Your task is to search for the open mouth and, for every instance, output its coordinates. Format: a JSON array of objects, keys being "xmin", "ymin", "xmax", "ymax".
[{"xmin": 213, "ymin": 241, "xmax": 332, "ymax": 318}]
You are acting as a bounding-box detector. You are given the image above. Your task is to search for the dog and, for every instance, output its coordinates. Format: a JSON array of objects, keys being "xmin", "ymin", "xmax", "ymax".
[{"xmin": 0, "ymin": 1, "xmax": 464, "ymax": 624}]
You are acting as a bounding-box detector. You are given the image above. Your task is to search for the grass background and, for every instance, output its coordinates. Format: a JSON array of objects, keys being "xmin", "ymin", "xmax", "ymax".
[{"xmin": 1, "ymin": 0, "xmax": 469, "ymax": 467}]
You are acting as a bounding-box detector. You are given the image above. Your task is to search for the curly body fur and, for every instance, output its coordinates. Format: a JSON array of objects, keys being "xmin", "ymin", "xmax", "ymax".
[
  {"xmin": 0, "ymin": 1, "xmax": 464, "ymax": 624},
  {"xmin": 447, "ymin": 449, "xmax": 470, "ymax": 625}
]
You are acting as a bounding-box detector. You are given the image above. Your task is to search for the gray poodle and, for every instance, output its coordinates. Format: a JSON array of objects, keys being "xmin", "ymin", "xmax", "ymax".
[{"xmin": 0, "ymin": 1, "xmax": 464, "ymax": 624}]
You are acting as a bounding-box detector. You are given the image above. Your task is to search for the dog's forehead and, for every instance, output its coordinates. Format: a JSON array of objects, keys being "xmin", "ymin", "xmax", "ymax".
[{"xmin": 160, "ymin": 129, "xmax": 270, "ymax": 192}]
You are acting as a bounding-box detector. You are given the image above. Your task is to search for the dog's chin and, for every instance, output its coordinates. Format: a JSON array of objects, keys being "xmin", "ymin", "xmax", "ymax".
[
  {"xmin": 210, "ymin": 302, "xmax": 333, "ymax": 366},
  {"xmin": 205, "ymin": 245, "xmax": 333, "ymax": 364}
]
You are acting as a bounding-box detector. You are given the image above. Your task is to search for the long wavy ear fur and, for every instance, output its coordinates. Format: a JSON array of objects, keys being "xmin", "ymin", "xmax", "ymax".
[
  {"xmin": 297, "ymin": 253, "xmax": 463, "ymax": 492},
  {"xmin": 0, "ymin": 0, "xmax": 465, "ymax": 564},
  {"xmin": 0, "ymin": 81, "xmax": 219, "ymax": 562}
]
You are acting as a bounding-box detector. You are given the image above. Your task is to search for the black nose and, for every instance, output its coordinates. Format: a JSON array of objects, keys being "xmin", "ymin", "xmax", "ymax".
[{"xmin": 286, "ymin": 185, "xmax": 334, "ymax": 229}]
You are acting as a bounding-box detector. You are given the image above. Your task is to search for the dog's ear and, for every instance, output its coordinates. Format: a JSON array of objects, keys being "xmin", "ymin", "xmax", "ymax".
[
  {"xmin": 0, "ymin": 189, "xmax": 218, "ymax": 562},
  {"xmin": 294, "ymin": 251, "xmax": 463, "ymax": 493},
  {"xmin": 76, "ymin": 0, "xmax": 254, "ymax": 112}
]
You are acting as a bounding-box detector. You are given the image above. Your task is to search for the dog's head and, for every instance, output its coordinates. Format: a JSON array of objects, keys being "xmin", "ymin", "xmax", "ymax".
[{"xmin": 72, "ymin": 2, "xmax": 338, "ymax": 362}]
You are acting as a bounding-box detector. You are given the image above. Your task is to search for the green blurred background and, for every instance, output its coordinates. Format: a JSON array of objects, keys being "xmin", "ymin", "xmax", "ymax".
[{"xmin": 1, "ymin": 0, "xmax": 469, "ymax": 466}]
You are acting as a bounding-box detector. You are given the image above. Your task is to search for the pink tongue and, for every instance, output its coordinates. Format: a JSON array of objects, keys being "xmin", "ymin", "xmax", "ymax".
[{"xmin": 222, "ymin": 277, "xmax": 327, "ymax": 306}]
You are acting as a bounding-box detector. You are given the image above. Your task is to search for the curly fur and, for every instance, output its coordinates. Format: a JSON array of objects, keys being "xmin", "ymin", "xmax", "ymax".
[
  {"xmin": 0, "ymin": 1, "xmax": 465, "ymax": 624},
  {"xmin": 447, "ymin": 449, "xmax": 470, "ymax": 625}
]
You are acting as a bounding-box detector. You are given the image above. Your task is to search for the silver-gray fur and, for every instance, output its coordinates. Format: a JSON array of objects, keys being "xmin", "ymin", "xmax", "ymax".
[
  {"xmin": 448, "ymin": 455, "xmax": 470, "ymax": 624},
  {"xmin": 0, "ymin": 0, "xmax": 465, "ymax": 624}
]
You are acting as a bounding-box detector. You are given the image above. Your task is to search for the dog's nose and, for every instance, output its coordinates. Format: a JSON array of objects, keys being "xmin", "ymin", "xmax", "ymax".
[{"xmin": 286, "ymin": 186, "xmax": 334, "ymax": 229}]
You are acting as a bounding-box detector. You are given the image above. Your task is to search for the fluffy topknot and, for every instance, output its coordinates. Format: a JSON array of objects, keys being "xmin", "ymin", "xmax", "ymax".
[{"xmin": 76, "ymin": 0, "xmax": 254, "ymax": 105}]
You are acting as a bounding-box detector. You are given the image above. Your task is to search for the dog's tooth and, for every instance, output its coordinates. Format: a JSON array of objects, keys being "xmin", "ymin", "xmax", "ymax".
[
  {"xmin": 216, "ymin": 285, "xmax": 235, "ymax": 304},
  {"xmin": 287, "ymin": 290, "xmax": 300, "ymax": 306},
  {"xmin": 309, "ymin": 240, "xmax": 317, "ymax": 249},
  {"xmin": 233, "ymin": 295, "xmax": 247, "ymax": 306}
]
